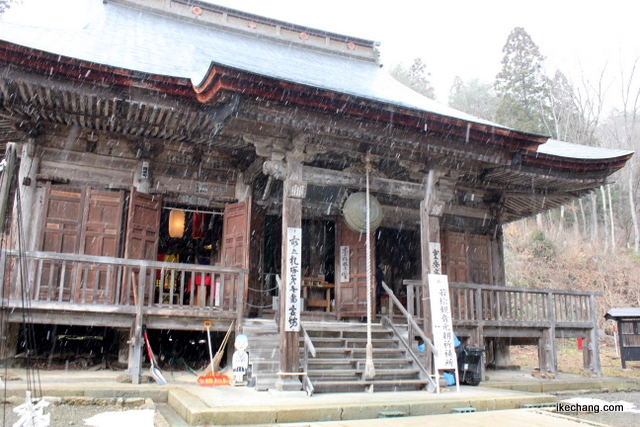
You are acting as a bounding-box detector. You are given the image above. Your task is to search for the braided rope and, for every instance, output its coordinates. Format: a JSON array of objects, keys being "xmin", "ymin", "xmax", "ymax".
[{"xmin": 364, "ymin": 162, "xmax": 375, "ymax": 379}]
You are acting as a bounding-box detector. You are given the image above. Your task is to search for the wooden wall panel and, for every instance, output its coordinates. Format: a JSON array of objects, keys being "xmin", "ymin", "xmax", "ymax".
[{"xmin": 336, "ymin": 217, "xmax": 375, "ymax": 318}]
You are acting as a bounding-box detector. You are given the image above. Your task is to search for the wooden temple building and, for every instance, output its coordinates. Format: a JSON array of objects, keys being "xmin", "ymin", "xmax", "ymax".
[{"xmin": 0, "ymin": 0, "xmax": 632, "ymax": 391}]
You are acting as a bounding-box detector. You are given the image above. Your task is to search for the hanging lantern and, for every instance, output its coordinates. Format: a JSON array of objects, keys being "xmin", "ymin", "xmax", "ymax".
[{"xmin": 169, "ymin": 209, "xmax": 185, "ymax": 238}]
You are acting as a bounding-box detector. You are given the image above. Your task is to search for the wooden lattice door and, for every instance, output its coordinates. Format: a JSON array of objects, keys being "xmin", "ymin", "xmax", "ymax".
[
  {"xmin": 222, "ymin": 199, "xmax": 250, "ymax": 310},
  {"xmin": 336, "ymin": 217, "xmax": 375, "ymax": 319}
]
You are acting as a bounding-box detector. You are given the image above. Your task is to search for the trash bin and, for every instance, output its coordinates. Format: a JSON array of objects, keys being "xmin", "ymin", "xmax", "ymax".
[{"xmin": 457, "ymin": 345, "xmax": 483, "ymax": 386}]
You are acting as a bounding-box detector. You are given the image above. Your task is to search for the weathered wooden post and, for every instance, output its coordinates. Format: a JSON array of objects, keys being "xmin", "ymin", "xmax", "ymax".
[
  {"xmin": 129, "ymin": 264, "xmax": 146, "ymax": 384},
  {"xmin": 420, "ymin": 170, "xmax": 440, "ymax": 375},
  {"xmin": 583, "ymin": 294, "xmax": 601, "ymax": 376},
  {"xmin": 539, "ymin": 291, "xmax": 558, "ymax": 377},
  {"xmin": 277, "ymin": 151, "xmax": 304, "ymax": 391},
  {"xmin": 0, "ymin": 143, "xmax": 17, "ymax": 362}
]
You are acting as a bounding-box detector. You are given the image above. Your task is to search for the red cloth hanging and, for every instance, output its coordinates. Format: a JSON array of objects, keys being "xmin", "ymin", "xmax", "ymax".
[{"xmin": 192, "ymin": 212, "xmax": 206, "ymax": 238}]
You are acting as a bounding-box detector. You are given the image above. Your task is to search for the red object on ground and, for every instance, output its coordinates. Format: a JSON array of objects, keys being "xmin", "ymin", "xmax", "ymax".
[
  {"xmin": 197, "ymin": 372, "xmax": 229, "ymax": 386},
  {"xmin": 577, "ymin": 337, "xmax": 583, "ymax": 350}
]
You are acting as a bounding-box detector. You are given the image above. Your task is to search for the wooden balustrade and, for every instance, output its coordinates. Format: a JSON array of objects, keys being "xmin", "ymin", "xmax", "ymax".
[
  {"xmin": 1, "ymin": 249, "xmax": 248, "ymax": 314},
  {"xmin": 404, "ymin": 280, "xmax": 601, "ymax": 327}
]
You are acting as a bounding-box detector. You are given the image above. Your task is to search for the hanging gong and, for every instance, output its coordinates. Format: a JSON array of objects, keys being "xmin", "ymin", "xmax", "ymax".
[{"xmin": 341, "ymin": 192, "xmax": 384, "ymax": 233}]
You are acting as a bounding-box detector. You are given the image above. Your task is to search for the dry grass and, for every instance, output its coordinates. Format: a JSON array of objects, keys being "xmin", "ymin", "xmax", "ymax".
[
  {"xmin": 509, "ymin": 337, "xmax": 640, "ymax": 380},
  {"xmin": 504, "ymin": 220, "xmax": 640, "ymax": 329}
]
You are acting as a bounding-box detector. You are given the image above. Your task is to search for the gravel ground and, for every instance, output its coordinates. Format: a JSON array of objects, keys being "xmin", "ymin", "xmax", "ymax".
[
  {"xmin": 555, "ymin": 390, "xmax": 640, "ymax": 427},
  {"xmin": 2, "ymin": 403, "xmax": 129, "ymax": 426},
  {"xmin": 0, "ymin": 396, "xmax": 161, "ymax": 427}
]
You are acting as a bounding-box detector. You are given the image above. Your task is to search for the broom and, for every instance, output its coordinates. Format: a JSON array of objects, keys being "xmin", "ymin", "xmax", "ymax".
[{"xmin": 197, "ymin": 320, "xmax": 234, "ymax": 386}]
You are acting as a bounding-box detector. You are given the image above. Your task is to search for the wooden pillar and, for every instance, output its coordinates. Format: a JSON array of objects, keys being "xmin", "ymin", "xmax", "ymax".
[
  {"xmin": 15, "ymin": 139, "xmax": 40, "ymax": 250},
  {"xmin": 0, "ymin": 322, "xmax": 19, "ymax": 364},
  {"xmin": 277, "ymin": 154, "xmax": 303, "ymax": 391},
  {"xmin": 539, "ymin": 291, "xmax": 557, "ymax": 377},
  {"xmin": 583, "ymin": 295, "xmax": 601, "ymax": 376},
  {"xmin": 0, "ymin": 143, "xmax": 17, "ymax": 239},
  {"xmin": 0, "ymin": 144, "xmax": 18, "ymax": 364},
  {"xmin": 490, "ymin": 224, "xmax": 506, "ymax": 287},
  {"xmin": 493, "ymin": 338, "xmax": 511, "ymax": 367},
  {"xmin": 489, "ymin": 224, "xmax": 509, "ymax": 368},
  {"xmin": 420, "ymin": 170, "xmax": 439, "ymax": 369},
  {"xmin": 128, "ymin": 265, "xmax": 146, "ymax": 384}
]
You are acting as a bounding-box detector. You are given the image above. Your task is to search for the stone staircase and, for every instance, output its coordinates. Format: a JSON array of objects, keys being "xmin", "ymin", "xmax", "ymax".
[{"xmin": 300, "ymin": 321, "xmax": 431, "ymax": 393}]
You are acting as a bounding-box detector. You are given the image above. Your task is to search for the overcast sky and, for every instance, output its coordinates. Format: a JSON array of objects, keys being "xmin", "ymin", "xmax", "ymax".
[
  {"xmin": 208, "ymin": 0, "xmax": 640, "ymax": 105},
  {"xmin": 5, "ymin": 0, "xmax": 640, "ymax": 107}
]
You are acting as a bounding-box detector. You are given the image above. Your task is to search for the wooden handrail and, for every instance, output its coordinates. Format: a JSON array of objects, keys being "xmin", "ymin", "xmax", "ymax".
[
  {"xmin": 381, "ymin": 281, "xmax": 436, "ymax": 354},
  {"xmin": 3, "ymin": 249, "xmax": 248, "ymax": 274},
  {"xmin": 381, "ymin": 316, "xmax": 438, "ymax": 391},
  {"xmin": 300, "ymin": 324, "xmax": 315, "ymax": 396},
  {"xmin": 2, "ymin": 249, "xmax": 248, "ymax": 312},
  {"xmin": 404, "ymin": 279, "xmax": 603, "ymax": 297}
]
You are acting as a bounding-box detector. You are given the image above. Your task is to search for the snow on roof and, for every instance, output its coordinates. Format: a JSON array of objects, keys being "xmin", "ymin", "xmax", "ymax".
[
  {"xmin": 538, "ymin": 139, "xmax": 633, "ymax": 160},
  {"xmin": 605, "ymin": 308, "xmax": 640, "ymax": 319},
  {"xmin": 0, "ymin": 1, "xmax": 502, "ymax": 128},
  {"xmin": 0, "ymin": 1, "xmax": 633, "ymax": 164}
]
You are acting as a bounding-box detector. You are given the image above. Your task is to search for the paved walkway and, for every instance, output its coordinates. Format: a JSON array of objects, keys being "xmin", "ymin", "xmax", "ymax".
[
  {"xmin": 298, "ymin": 409, "xmax": 610, "ymax": 426},
  {"xmin": 2, "ymin": 369, "xmax": 632, "ymax": 426}
]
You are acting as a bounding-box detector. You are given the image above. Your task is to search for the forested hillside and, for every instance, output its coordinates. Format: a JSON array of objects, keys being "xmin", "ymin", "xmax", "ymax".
[
  {"xmin": 505, "ymin": 218, "xmax": 640, "ymax": 325},
  {"xmin": 392, "ymin": 28, "xmax": 640, "ymax": 315},
  {"xmin": 392, "ymin": 27, "xmax": 640, "ymax": 319}
]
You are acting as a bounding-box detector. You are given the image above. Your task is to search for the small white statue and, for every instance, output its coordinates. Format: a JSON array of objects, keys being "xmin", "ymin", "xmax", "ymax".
[{"xmin": 232, "ymin": 334, "xmax": 249, "ymax": 384}]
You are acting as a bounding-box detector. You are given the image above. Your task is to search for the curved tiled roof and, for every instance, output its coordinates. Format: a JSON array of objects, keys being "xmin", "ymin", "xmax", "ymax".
[
  {"xmin": 0, "ymin": 1, "xmax": 497, "ymax": 128},
  {"xmin": 0, "ymin": 0, "xmax": 633, "ymax": 165}
]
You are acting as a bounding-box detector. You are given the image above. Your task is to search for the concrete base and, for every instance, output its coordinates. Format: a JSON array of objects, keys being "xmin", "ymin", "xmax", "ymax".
[
  {"xmin": 5, "ymin": 369, "xmax": 640, "ymax": 426},
  {"xmin": 275, "ymin": 377, "xmax": 303, "ymax": 391}
]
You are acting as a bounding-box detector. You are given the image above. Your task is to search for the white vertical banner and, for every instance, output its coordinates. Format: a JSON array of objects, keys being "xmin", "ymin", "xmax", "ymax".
[
  {"xmin": 429, "ymin": 242, "xmax": 442, "ymax": 274},
  {"xmin": 340, "ymin": 245, "xmax": 350, "ymax": 283},
  {"xmin": 428, "ymin": 274, "xmax": 457, "ymax": 370},
  {"xmin": 285, "ymin": 227, "xmax": 302, "ymax": 332}
]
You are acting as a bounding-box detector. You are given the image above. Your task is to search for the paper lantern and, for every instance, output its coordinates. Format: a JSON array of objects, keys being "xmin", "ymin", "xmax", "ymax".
[{"xmin": 169, "ymin": 209, "xmax": 185, "ymax": 238}]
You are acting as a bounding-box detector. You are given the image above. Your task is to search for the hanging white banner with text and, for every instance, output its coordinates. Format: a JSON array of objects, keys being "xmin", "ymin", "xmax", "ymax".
[
  {"xmin": 428, "ymin": 274, "xmax": 457, "ymax": 370},
  {"xmin": 429, "ymin": 242, "xmax": 442, "ymax": 274},
  {"xmin": 285, "ymin": 227, "xmax": 302, "ymax": 332},
  {"xmin": 340, "ymin": 245, "xmax": 350, "ymax": 283}
]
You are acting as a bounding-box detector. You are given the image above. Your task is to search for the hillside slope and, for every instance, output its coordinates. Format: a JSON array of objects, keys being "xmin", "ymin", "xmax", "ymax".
[{"xmin": 504, "ymin": 221, "xmax": 640, "ymax": 325}]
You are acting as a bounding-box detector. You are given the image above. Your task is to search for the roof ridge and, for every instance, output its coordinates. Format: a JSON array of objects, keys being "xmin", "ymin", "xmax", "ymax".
[{"xmin": 111, "ymin": 0, "xmax": 382, "ymax": 64}]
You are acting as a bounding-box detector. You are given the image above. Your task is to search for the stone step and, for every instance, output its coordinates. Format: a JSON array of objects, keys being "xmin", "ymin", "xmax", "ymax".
[
  {"xmin": 309, "ymin": 347, "xmax": 406, "ymax": 358},
  {"xmin": 306, "ymin": 357, "xmax": 415, "ymax": 370},
  {"xmin": 301, "ymin": 337, "xmax": 399, "ymax": 349},
  {"xmin": 310, "ymin": 378, "xmax": 429, "ymax": 393},
  {"xmin": 305, "ymin": 330, "xmax": 394, "ymax": 339},
  {"xmin": 308, "ymin": 368, "xmax": 421, "ymax": 378}
]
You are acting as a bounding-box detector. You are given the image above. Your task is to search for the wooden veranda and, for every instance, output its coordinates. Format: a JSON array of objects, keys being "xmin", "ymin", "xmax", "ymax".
[{"xmin": 404, "ymin": 280, "xmax": 602, "ymax": 376}]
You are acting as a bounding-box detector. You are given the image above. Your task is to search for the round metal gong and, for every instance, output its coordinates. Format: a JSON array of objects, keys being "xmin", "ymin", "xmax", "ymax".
[{"xmin": 341, "ymin": 192, "xmax": 383, "ymax": 233}]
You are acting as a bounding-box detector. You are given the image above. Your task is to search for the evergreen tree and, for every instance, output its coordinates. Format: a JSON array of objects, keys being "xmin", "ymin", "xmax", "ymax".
[
  {"xmin": 494, "ymin": 27, "xmax": 551, "ymax": 134},
  {"xmin": 0, "ymin": 0, "xmax": 17, "ymax": 16},
  {"xmin": 390, "ymin": 58, "xmax": 436, "ymax": 100},
  {"xmin": 448, "ymin": 77, "xmax": 499, "ymax": 121}
]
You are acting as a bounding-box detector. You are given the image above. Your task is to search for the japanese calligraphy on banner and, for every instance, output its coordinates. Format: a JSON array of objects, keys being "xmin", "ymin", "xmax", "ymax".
[
  {"xmin": 340, "ymin": 245, "xmax": 350, "ymax": 283},
  {"xmin": 285, "ymin": 227, "xmax": 302, "ymax": 332},
  {"xmin": 428, "ymin": 274, "xmax": 457, "ymax": 370},
  {"xmin": 429, "ymin": 242, "xmax": 442, "ymax": 274}
]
